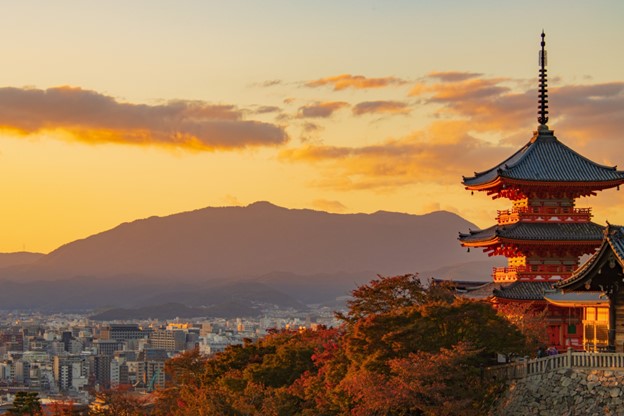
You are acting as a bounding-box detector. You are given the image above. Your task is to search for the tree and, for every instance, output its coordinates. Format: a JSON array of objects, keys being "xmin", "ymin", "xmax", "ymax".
[
  {"xmin": 338, "ymin": 274, "xmax": 429, "ymax": 323},
  {"xmin": 344, "ymin": 297, "xmax": 527, "ymax": 373},
  {"xmin": 8, "ymin": 392, "xmax": 42, "ymax": 416},
  {"xmin": 151, "ymin": 274, "xmax": 536, "ymax": 415},
  {"xmin": 343, "ymin": 342, "xmax": 487, "ymax": 416},
  {"xmin": 496, "ymin": 301, "xmax": 549, "ymax": 353},
  {"xmin": 47, "ymin": 400, "xmax": 81, "ymax": 416},
  {"xmin": 89, "ymin": 386, "xmax": 148, "ymax": 416}
]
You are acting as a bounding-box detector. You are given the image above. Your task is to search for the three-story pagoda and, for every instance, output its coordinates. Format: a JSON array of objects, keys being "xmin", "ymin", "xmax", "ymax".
[{"xmin": 458, "ymin": 32, "xmax": 624, "ymax": 348}]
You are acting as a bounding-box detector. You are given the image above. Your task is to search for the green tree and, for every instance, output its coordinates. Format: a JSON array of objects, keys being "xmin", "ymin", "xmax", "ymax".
[{"xmin": 8, "ymin": 392, "xmax": 42, "ymax": 416}]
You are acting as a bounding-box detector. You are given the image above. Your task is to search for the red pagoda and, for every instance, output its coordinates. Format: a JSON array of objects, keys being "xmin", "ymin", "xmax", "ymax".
[{"xmin": 459, "ymin": 32, "xmax": 624, "ymax": 350}]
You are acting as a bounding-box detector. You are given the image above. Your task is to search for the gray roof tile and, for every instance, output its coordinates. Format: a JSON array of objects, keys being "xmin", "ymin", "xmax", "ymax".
[
  {"xmin": 556, "ymin": 224, "xmax": 624, "ymax": 289},
  {"xmin": 459, "ymin": 222, "xmax": 604, "ymax": 244},
  {"xmin": 463, "ymin": 129, "xmax": 624, "ymax": 187},
  {"xmin": 493, "ymin": 281, "xmax": 554, "ymax": 300}
]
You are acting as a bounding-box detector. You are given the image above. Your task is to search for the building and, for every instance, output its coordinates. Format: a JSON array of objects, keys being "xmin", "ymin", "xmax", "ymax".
[
  {"xmin": 458, "ymin": 32, "xmax": 624, "ymax": 350},
  {"xmin": 100, "ymin": 324, "xmax": 146, "ymax": 342},
  {"xmin": 136, "ymin": 360, "xmax": 165, "ymax": 391},
  {"xmin": 544, "ymin": 225, "xmax": 624, "ymax": 352},
  {"xmin": 149, "ymin": 329, "xmax": 186, "ymax": 352}
]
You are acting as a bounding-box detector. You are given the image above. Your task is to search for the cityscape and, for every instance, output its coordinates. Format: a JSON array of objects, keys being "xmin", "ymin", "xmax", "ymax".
[
  {"xmin": 0, "ymin": 2, "xmax": 623, "ymax": 415},
  {"xmin": 0, "ymin": 307, "xmax": 339, "ymax": 410}
]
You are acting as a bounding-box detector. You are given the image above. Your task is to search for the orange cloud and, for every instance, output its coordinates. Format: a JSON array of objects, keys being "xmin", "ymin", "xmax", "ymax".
[
  {"xmin": 0, "ymin": 86, "xmax": 288, "ymax": 151},
  {"xmin": 352, "ymin": 100, "xmax": 411, "ymax": 116},
  {"xmin": 305, "ymin": 74, "xmax": 406, "ymax": 91},
  {"xmin": 297, "ymin": 101, "xmax": 349, "ymax": 118},
  {"xmin": 411, "ymin": 73, "xmax": 624, "ymax": 149},
  {"xmin": 280, "ymin": 120, "xmax": 513, "ymax": 190},
  {"xmin": 409, "ymin": 77, "xmax": 510, "ymax": 101},
  {"xmin": 283, "ymin": 73, "xmax": 624, "ymax": 191}
]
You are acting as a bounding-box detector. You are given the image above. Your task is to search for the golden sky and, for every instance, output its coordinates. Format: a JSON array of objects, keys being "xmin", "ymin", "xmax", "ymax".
[{"xmin": 1, "ymin": 1, "xmax": 624, "ymax": 253}]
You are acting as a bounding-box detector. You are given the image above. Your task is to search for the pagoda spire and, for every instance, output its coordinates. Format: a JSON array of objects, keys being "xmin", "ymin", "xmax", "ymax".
[{"xmin": 538, "ymin": 31, "xmax": 549, "ymax": 127}]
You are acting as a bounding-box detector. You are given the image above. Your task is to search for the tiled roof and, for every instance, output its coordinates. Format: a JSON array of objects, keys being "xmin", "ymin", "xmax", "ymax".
[
  {"xmin": 556, "ymin": 224, "xmax": 624, "ymax": 289},
  {"xmin": 493, "ymin": 281, "xmax": 555, "ymax": 300},
  {"xmin": 543, "ymin": 291, "xmax": 608, "ymax": 305},
  {"xmin": 458, "ymin": 281, "xmax": 500, "ymax": 300},
  {"xmin": 459, "ymin": 222, "xmax": 604, "ymax": 244},
  {"xmin": 607, "ymin": 225, "xmax": 624, "ymax": 264},
  {"xmin": 463, "ymin": 128, "xmax": 624, "ymax": 187}
]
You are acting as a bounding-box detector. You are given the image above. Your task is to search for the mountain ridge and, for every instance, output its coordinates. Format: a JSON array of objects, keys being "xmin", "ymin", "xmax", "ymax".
[{"xmin": 0, "ymin": 202, "xmax": 497, "ymax": 311}]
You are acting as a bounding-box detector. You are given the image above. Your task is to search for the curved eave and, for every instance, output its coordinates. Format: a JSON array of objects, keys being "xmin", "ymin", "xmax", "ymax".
[
  {"xmin": 556, "ymin": 225, "xmax": 624, "ymax": 290},
  {"xmin": 464, "ymin": 177, "xmax": 624, "ymax": 192},
  {"xmin": 460, "ymin": 237, "xmax": 600, "ymax": 248},
  {"xmin": 492, "ymin": 297, "xmax": 548, "ymax": 304},
  {"xmin": 459, "ymin": 237, "xmax": 500, "ymax": 248},
  {"xmin": 544, "ymin": 292, "xmax": 609, "ymax": 307},
  {"xmin": 545, "ymin": 299, "xmax": 609, "ymax": 308}
]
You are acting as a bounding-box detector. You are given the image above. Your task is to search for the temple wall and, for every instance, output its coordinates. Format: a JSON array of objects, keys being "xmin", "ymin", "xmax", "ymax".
[{"xmin": 490, "ymin": 368, "xmax": 624, "ymax": 416}]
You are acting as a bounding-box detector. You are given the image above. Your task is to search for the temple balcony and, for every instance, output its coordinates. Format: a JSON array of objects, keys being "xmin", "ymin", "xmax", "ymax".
[
  {"xmin": 493, "ymin": 264, "xmax": 576, "ymax": 282},
  {"xmin": 497, "ymin": 207, "xmax": 592, "ymax": 225}
]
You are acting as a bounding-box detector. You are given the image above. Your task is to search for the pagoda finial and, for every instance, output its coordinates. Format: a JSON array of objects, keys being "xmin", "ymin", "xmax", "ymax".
[{"xmin": 538, "ymin": 31, "xmax": 549, "ymax": 127}]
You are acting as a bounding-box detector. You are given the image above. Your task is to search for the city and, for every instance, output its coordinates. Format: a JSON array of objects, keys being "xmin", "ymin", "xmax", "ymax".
[{"xmin": 0, "ymin": 307, "xmax": 340, "ymax": 411}]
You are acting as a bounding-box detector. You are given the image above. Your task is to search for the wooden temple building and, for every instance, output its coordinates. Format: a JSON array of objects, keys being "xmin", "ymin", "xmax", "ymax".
[
  {"xmin": 545, "ymin": 225, "xmax": 624, "ymax": 352},
  {"xmin": 458, "ymin": 32, "xmax": 624, "ymax": 350}
]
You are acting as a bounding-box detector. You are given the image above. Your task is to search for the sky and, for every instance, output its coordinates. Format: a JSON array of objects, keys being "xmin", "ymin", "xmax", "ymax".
[{"xmin": 1, "ymin": 1, "xmax": 623, "ymax": 253}]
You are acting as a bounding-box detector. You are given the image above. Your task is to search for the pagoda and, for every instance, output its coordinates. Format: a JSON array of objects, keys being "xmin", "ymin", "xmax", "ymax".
[{"xmin": 459, "ymin": 32, "xmax": 624, "ymax": 349}]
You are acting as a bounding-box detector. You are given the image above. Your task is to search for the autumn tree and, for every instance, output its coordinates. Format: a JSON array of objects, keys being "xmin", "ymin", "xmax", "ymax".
[
  {"xmin": 89, "ymin": 386, "xmax": 148, "ymax": 416},
  {"xmin": 496, "ymin": 301, "xmax": 549, "ymax": 353},
  {"xmin": 152, "ymin": 274, "xmax": 535, "ymax": 415}
]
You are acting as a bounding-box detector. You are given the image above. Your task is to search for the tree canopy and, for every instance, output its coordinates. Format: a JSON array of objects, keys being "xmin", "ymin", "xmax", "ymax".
[{"xmin": 146, "ymin": 274, "xmax": 530, "ymax": 415}]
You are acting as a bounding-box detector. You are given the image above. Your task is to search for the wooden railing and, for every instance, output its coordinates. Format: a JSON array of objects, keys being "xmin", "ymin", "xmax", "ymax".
[
  {"xmin": 484, "ymin": 349, "xmax": 624, "ymax": 381},
  {"xmin": 497, "ymin": 207, "xmax": 592, "ymax": 225},
  {"xmin": 492, "ymin": 264, "xmax": 575, "ymax": 281}
]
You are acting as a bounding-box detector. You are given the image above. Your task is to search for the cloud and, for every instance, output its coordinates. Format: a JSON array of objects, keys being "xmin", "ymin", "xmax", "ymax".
[
  {"xmin": 299, "ymin": 121, "xmax": 324, "ymax": 143},
  {"xmin": 280, "ymin": 121, "xmax": 513, "ymax": 190},
  {"xmin": 305, "ymin": 74, "xmax": 406, "ymax": 91},
  {"xmin": 548, "ymin": 83, "xmax": 624, "ymax": 149},
  {"xmin": 0, "ymin": 86, "xmax": 289, "ymax": 151},
  {"xmin": 254, "ymin": 105, "xmax": 282, "ymax": 114},
  {"xmin": 297, "ymin": 101, "xmax": 349, "ymax": 118},
  {"xmin": 257, "ymin": 79, "xmax": 282, "ymax": 88},
  {"xmin": 409, "ymin": 77, "xmax": 511, "ymax": 102},
  {"xmin": 427, "ymin": 71, "xmax": 483, "ymax": 82},
  {"xmin": 282, "ymin": 72, "xmax": 624, "ymax": 191},
  {"xmin": 352, "ymin": 100, "xmax": 411, "ymax": 116},
  {"xmin": 311, "ymin": 199, "xmax": 348, "ymax": 212}
]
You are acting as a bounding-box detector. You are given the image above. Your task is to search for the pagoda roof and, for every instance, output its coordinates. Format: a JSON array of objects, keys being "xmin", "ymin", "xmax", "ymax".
[
  {"xmin": 555, "ymin": 224, "xmax": 624, "ymax": 290},
  {"xmin": 462, "ymin": 128, "xmax": 624, "ymax": 189},
  {"xmin": 459, "ymin": 221, "xmax": 604, "ymax": 246},
  {"xmin": 493, "ymin": 280, "xmax": 554, "ymax": 301}
]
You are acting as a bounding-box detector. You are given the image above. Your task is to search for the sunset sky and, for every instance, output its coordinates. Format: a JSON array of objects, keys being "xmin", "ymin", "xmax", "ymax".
[{"xmin": 1, "ymin": 1, "xmax": 623, "ymax": 253}]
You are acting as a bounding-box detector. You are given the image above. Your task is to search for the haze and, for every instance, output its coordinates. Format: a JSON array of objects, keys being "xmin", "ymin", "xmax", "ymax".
[{"xmin": 1, "ymin": 1, "xmax": 623, "ymax": 253}]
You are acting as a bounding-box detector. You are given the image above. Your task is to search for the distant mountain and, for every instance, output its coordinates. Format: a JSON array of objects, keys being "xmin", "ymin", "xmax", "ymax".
[
  {"xmin": 0, "ymin": 252, "xmax": 44, "ymax": 268},
  {"xmin": 90, "ymin": 301, "xmax": 261, "ymax": 321},
  {"xmin": 0, "ymin": 202, "xmax": 497, "ymax": 312},
  {"xmin": 421, "ymin": 260, "xmax": 506, "ymax": 282}
]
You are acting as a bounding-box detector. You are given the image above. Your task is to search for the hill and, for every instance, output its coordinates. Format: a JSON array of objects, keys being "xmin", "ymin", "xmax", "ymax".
[
  {"xmin": 0, "ymin": 252, "xmax": 44, "ymax": 268},
  {"xmin": 0, "ymin": 202, "xmax": 496, "ymax": 311}
]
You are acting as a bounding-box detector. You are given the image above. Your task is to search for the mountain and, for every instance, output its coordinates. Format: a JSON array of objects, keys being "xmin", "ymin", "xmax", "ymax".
[
  {"xmin": 0, "ymin": 252, "xmax": 44, "ymax": 268},
  {"xmin": 0, "ymin": 202, "xmax": 496, "ymax": 312},
  {"xmin": 89, "ymin": 301, "xmax": 261, "ymax": 321},
  {"xmin": 3, "ymin": 202, "xmax": 485, "ymax": 281}
]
